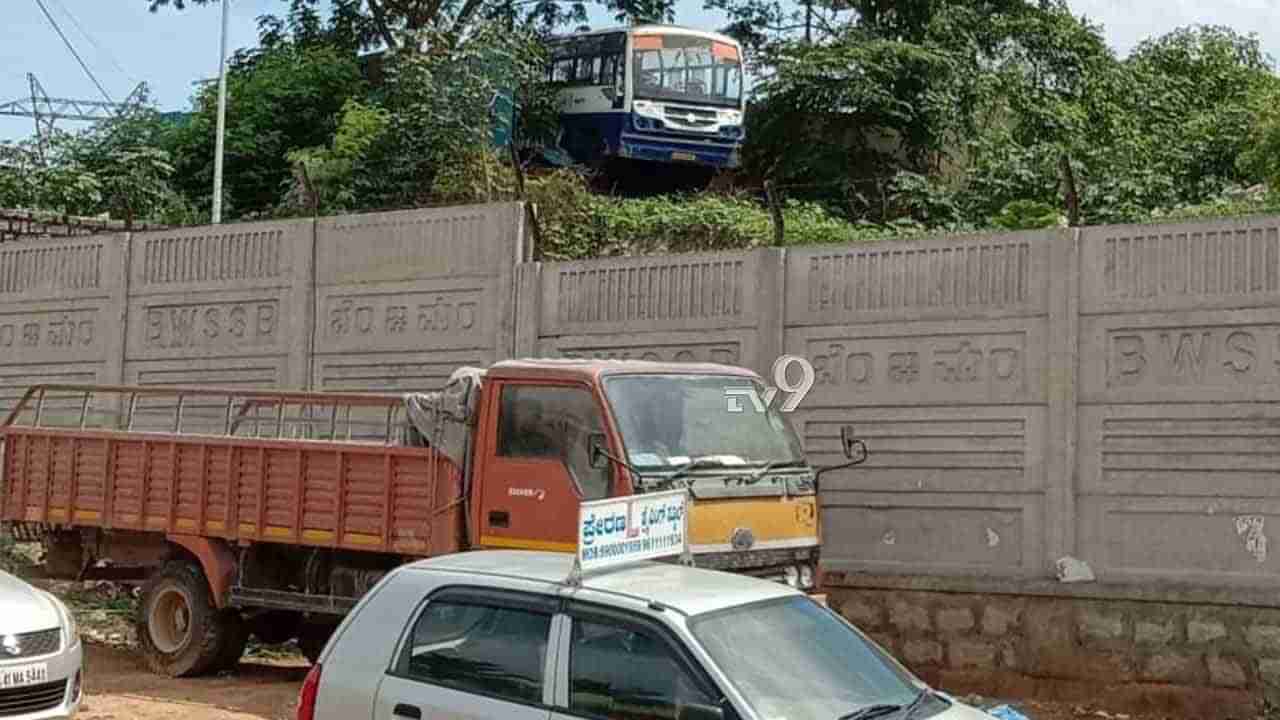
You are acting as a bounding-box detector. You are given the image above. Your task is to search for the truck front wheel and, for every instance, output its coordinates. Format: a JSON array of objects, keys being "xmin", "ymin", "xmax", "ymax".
[{"xmin": 137, "ymin": 560, "xmax": 232, "ymax": 677}]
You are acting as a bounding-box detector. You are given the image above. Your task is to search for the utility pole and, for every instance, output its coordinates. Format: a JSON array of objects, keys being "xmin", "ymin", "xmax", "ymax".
[{"xmin": 212, "ymin": 0, "xmax": 230, "ymax": 224}]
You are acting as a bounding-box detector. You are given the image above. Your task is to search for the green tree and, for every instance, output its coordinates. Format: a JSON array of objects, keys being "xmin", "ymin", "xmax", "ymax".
[
  {"xmin": 351, "ymin": 21, "xmax": 551, "ymax": 208},
  {"xmin": 283, "ymin": 99, "xmax": 391, "ymax": 213},
  {"xmin": 148, "ymin": 0, "xmax": 595, "ymax": 51},
  {"xmin": 165, "ymin": 41, "xmax": 366, "ymax": 218},
  {"xmin": 0, "ymin": 96, "xmax": 190, "ymax": 226},
  {"xmin": 1239, "ymin": 84, "xmax": 1280, "ymax": 191}
]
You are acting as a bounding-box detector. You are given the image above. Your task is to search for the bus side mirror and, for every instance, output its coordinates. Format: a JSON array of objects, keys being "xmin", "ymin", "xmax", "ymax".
[{"xmin": 588, "ymin": 433, "xmax": 608, "ymax": 469}]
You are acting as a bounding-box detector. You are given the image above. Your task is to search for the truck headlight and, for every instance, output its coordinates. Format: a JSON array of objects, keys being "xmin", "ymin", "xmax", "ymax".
[{"xmin": 783, "ymin": 565, "xmax": 800, "ymax": 588}]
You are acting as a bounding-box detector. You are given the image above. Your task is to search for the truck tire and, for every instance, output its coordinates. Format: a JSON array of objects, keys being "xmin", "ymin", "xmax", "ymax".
[
  {"xmin": 297, "ymin": 623, "xmax": 334, "ymax": 666},
  {"xmin": 137, "ymin": 560, "xmax": 229, "ymax": 677},
  {"xmin": 212, "ymin": 610, "xmax": 249, "ymax": 672}
]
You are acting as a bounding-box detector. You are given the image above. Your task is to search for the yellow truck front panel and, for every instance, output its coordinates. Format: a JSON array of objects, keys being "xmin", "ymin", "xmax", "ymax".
[{"xmin": 688, "ymin": 494, "xmax": 820, "ymax": 553}]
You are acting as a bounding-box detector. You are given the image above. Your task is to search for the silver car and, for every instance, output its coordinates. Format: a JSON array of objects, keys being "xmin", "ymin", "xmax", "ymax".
[
  {"xmin": 0, "ymin": 570, "xmax": 83, "ymax": 719},
  {"xmin": 300, "ymin": 551, "xmax": 995, "ymax": 720}
]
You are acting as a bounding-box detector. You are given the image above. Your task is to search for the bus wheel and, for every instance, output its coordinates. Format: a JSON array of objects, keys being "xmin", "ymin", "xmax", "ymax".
[
  {"xmin": 297, "ymin": 623, "xmax": 335, "ymax": 666},
  {"xmin": 137, "ymin": 560, "xmax": 229, "ymax": 677}
]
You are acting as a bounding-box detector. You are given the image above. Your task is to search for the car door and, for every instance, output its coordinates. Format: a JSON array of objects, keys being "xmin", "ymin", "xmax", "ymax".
[
  {"xmin": 475, "ymin": 382, "xmax": 613, "ymax": 552},
  {"xmin": 374, "ymin": 587, "xmax": 558, "ymax": 720},
  {"xmin": 548, "ymin": 603, "xmax": 731, "ymax": 720}
]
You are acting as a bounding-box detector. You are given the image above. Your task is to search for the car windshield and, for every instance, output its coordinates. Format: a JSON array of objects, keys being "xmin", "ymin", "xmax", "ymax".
[
  {"xmin": 690, "ymin": 597, "xmax": 920, "ymax": 720},
  {"xmin": 632, "ymin": 34, "xmax": 743, "ymax": 108},
  {"xmin": 603, "ymin": 375, "xmax": 805, "ymax": 470}
]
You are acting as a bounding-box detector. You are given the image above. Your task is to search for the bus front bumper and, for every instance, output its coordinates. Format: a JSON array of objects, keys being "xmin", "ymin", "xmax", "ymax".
[{"xmin": 616, "ymin": 132, "xmax": 740, "ymax": 169}]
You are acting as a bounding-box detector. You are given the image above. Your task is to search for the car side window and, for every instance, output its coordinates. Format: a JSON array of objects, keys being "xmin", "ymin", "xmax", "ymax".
[
  {"xmin": 400, "ymin": 599, "xmax": 552, "ymax": 705},
  {"xmin": 496, "ymin": 385, "xmax": 612, "ymax": 500},
  {"xmin": 568, "ymin": 617, "xmax": 716, "ymax": 720}
]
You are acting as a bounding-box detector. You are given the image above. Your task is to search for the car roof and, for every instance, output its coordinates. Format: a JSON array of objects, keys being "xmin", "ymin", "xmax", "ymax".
[{"xmin": 402, "ymin": 550, "xmax": 798, "ymax": 617}]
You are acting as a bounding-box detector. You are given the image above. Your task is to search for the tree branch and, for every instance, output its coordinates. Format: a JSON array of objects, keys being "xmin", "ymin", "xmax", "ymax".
[
  {"xmin": 366, "ymin": 0, "xmax": 399, "ymax": 49},
  {"xmin": 452, "ymin": 0, "xmax": 487, "ymax": 31}
]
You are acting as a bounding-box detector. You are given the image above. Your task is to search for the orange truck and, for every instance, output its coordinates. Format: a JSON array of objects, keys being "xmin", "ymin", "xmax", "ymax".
[{"xmin": 0, "ymin": 359, "xmax": 864, "ymax": 677}]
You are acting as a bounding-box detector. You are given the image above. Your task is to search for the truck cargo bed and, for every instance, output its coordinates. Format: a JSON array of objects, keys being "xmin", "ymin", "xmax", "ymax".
[{"xmin": 1, "ymin": 385, "xmax": 465, "ymax": 557}]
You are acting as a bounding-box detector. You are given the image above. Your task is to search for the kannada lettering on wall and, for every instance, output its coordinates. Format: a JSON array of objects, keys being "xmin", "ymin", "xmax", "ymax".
[
  {"xmin": 554, "ymin": 343, "xmax": 741, "ymax": 365},
  {"xmin": 322, "ymin": 290, "xmax": 483, "ymax": 351},
  {"xmin": 142, "ymin": 301, "xmax": 279, "ymax": 350},
  {"xmin": 805, "ymin": 333, "xmax": 1024, "ymax": 393},
  {"xmin": 0, "ymin": 311, "xmax": 97, "ymax": 351},
  {"xmin": 1107, "ymin": 324, "xmax": 1280, "ymax": 388}
]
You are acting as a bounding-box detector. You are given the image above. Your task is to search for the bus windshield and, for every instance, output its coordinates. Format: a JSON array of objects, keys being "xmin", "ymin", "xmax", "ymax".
[{"xmin": 632, "ymin": 34, "xmax": 743, "ymax": 108}]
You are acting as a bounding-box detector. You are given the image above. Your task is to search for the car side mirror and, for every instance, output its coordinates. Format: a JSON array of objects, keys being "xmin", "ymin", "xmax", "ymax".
[
  {"xmin": 678, "ymin": 703, "xmax": 725, "ymax": 720},
  {"xmin": 588, "ymin": 433, "xmax": 608, "ymax": 469}
]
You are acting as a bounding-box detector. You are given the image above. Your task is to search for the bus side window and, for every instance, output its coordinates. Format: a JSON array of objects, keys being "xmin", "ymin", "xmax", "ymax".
[
  {"xmin": 577, "ymin": 55, "xmax": 601, "ymax": 85},
  {"xmin": 551, "ymin": 57, "xmax": 574, "ymax": 83},
  {"xmin": 601, "ymin": 54, "xmax": 619, "ymax": 88}
]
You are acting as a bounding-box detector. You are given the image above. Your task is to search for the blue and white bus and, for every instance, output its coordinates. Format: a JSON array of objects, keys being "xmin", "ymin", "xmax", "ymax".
[{"xmin": 545, "ymin": 25, "xmax": 746, "ymax": 171}]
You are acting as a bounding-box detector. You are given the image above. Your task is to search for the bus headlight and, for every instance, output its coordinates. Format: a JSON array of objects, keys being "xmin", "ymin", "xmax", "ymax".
[
  {"xmin": 783, "ymin": 565, "xmax": 800, "ymax": 588},
  {"xmin": 799, "ymin": 564, "xmax": 814, "ymax": 589},
  {"xmin": 633, "ymin": 101, "xmax": 663, "ymax": 119}
]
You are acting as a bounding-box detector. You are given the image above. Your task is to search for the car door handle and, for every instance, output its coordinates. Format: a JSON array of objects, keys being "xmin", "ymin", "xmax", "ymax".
[
  {"xmin": 488, "ymin": 510, "xmax": 510, "ymax": 528},
  {"xmin": 393, "ymin": 703, "xmax": 422, "ymax": 720}
]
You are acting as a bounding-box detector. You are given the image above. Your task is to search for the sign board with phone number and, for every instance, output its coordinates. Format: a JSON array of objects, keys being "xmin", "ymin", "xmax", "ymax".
[{"xmin": 578, "ymin": 488, "xmax": 688, "ymax": 574}]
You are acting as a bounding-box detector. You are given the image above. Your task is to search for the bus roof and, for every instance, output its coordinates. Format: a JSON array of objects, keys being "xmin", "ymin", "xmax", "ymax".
[{"xmin": 553, "ymin": 23, "xmax": 741, "ymax": 45}]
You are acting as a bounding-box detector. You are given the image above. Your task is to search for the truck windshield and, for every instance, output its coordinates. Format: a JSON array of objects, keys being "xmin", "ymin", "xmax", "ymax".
[
  {"xmin": 632, "ymin": 34, "xmax": 743, "ymax": 108},
  {"xmin": 603, "ymin": 375, "xmax": 805, "ymax": 471},
  {"xmin": 690, "ymin": 597, "xmax": 920, "ymax": 720}
]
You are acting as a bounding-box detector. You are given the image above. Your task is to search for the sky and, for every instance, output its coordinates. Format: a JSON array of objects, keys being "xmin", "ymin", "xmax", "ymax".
[{"xmin": 2, "ymin": 0, "xmax": 1279, "ymax": 141}]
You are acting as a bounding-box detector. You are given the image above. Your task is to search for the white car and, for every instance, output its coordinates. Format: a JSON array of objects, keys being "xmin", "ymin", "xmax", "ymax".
[
  {"xmin": 0, "ymin": 569, "xmax": 83, "ymax": 719},
  {"xmin": 299, "ymin": 551, "xmax": 993, "ymax": 720}
]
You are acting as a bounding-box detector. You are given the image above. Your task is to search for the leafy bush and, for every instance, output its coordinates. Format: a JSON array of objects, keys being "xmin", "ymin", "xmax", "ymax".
[
  {"xmin": 992, "ymin": 200, "xmax": 1065, "ymax": 230},
  {"xmin": 522, "ymin": 169, "xmax": 912, "ymax": 259}
]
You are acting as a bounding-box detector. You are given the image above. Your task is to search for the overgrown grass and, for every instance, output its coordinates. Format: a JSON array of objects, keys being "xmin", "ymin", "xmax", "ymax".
[{"xmin": 528, "ymin": 169, "xmax": 918, "ymax": 260}]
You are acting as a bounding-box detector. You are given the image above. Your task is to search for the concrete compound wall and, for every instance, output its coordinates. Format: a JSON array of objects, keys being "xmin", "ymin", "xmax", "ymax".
[{"xmin": 3, "ymin": 205, "xmax": 1280, "ymax": 710}]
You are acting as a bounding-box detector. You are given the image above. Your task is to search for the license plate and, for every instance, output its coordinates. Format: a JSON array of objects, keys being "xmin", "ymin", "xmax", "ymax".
[
  {"xmin": 0, "ymin": 663, "xmax": 48, "ymax": 689},
  {"xmin": 671, "ymin": 151, "xmax": 697, "ymax": 162}
]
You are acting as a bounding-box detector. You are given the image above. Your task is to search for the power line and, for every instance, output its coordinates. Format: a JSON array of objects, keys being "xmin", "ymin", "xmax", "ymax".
[
  {"xmin": 47, "ymin": 0, "xmax": 136, "ymax": 83},
  {"xmin": 31, "ymin": 0, "xmax": 115, "ymax": 104}
]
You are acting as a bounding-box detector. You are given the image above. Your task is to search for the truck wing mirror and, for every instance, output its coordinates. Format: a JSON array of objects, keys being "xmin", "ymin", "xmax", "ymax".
[
  {"xmin": 814, "ymin": 425, "xmax": 868, "ymax": 490},
  {"xmin": 840, "ymin": 425, "xmax": 862, "ymax": 460},
  {"xmin": 588, "ymin": 433, "xmax": 608, "ymax": 469}
]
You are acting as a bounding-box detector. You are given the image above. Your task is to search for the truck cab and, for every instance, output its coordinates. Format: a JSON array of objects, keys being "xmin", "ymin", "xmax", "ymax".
[{"xmin": 462, "ymin": 360, "xmax": 820, "ymax": 590}]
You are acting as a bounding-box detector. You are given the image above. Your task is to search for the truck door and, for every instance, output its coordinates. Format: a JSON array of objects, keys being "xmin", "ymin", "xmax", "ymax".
[{"xmin": 476, "ymin": 382, "xmax": 613, "ymax": 552}]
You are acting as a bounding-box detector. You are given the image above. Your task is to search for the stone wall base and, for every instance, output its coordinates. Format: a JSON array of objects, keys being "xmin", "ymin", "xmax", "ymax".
[{"xmin": 827, "ymin": 586, "xmax": 1274, "ymax": 720}]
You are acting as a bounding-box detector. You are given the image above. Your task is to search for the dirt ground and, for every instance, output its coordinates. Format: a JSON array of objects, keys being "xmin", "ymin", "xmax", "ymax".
[{"xmin": 79, "ymin": 644, "xmax": 307, "ymax": 720}]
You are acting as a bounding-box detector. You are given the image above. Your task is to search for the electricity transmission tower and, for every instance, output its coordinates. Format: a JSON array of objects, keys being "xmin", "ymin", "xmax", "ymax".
[{"xmin": 0, "ymin": 73, "xmax": 148, "ymax": 157}]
